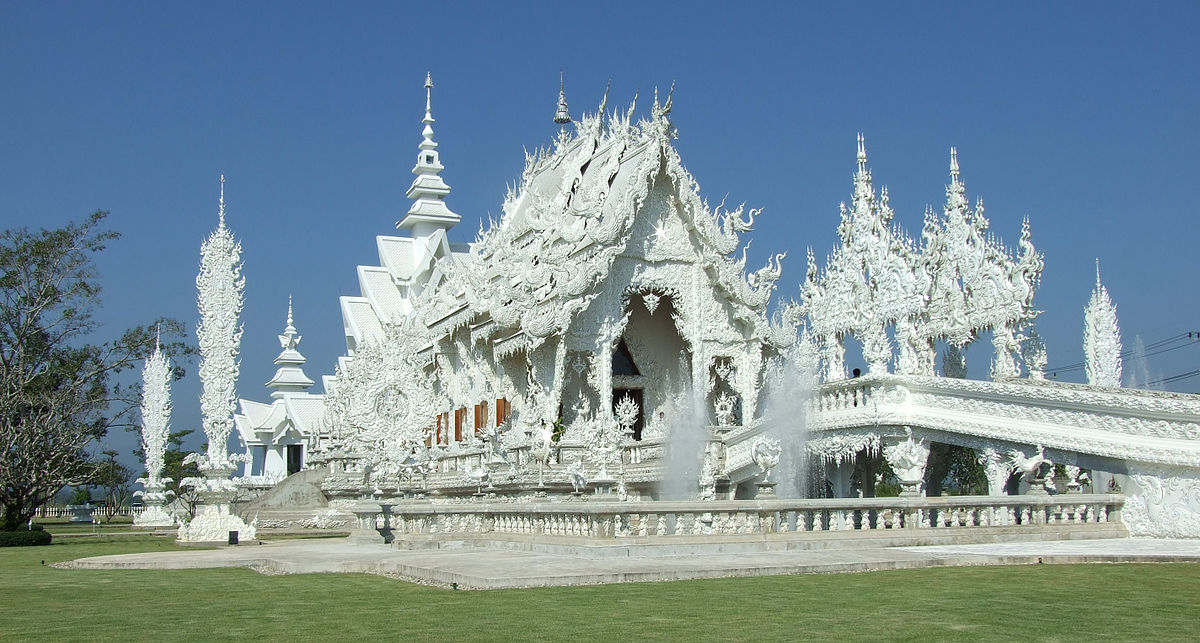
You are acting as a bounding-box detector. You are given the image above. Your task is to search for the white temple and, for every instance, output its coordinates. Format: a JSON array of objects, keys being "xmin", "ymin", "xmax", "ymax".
[{"xmin": 196, "ymin": 76, "xmax": 1200, "ymax": 540}]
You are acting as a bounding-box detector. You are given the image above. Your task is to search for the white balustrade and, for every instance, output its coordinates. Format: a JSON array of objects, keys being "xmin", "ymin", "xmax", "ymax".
[{"xmin": 378, "ymin": 494, "xmax": 1122, "ymax": 540}]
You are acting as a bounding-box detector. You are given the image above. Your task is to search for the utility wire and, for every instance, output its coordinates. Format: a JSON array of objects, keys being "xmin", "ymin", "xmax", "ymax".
[
  {"xmin": 1046, "ymin": 332, "xmax": 1200, "ymax": 375},
  {"xmin": 1148, "ymin": 369, "xmax": 1200, "ymax": 387}
]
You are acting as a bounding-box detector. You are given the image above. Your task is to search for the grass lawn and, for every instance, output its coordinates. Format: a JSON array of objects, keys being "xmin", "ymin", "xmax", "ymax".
[{"xmin": 1, "ymin": 535, "xmax": 1197, "ymax": 641}]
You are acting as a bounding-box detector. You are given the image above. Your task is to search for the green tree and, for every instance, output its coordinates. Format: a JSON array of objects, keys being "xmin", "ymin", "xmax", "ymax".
[
  {"xmin": 0, "ymin": 212, "xmax": 188, "ymax": 530},
  {"xmin": 91, "ymin": 449, "xmax": 134, "ymax": 522},
  {"xmin": 134, "ymin": 428, "xmax": 201, "ymax": 516}
]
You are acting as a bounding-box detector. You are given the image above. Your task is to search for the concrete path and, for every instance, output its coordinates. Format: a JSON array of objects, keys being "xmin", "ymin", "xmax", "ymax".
[{"xmin": 58, "ymin": 537, "xmax": 1200, "ymax": 589}]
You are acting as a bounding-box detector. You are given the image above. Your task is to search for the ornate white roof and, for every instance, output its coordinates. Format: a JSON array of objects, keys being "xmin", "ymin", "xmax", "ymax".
[{"xmin": 407, "ymin": 90, "xmax": 782, "ymax": 346}]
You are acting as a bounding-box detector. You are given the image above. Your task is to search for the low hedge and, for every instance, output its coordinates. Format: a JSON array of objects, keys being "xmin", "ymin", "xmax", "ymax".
[{"xmin": 0, "ymin": 529, "xmax": 53, "ymax": 547}]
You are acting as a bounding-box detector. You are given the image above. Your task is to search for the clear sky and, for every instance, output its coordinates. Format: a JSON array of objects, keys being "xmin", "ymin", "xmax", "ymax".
[{"xmin": 3, "ymin": 2, "xmax": 1198, "ymax": 469}]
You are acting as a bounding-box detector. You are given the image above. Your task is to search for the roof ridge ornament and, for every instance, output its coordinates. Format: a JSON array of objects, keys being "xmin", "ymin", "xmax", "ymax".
[
  {"xmin": 217, "ymin": 174, "xmax": 226, "ymax": 228},
  {"xmin": 598, "ymin": 77, "xmax": 611, "ymax": 117},
  {"xmin": 398, "ymin": 72, "xmax": 461, "ymax": 232},
  {"xmin": 554, "ymin": 71, "xmax": 571, "ymax": 126}
]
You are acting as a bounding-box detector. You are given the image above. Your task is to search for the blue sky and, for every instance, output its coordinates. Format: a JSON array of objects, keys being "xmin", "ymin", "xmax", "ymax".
[{"xmin": 3, "ymin": 2, "xmax": 1198, "ymax": 467}]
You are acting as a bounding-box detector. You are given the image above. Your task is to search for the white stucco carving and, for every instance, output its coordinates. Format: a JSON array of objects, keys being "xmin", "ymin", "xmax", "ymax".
[
  {"xmin": 179, "ymin": 177, "xmax": 255, "ymax": 542},
  {"xmin": 134, "ymin": 333, "xmax": 176, "ymax": 527},
  {"xmin": 1084, "ymin": 261, "xmax": 1122, "ymax": 388},
  {"xmin": 212, "ymin": 79, "xmax": 1200, "ymax": 539}
]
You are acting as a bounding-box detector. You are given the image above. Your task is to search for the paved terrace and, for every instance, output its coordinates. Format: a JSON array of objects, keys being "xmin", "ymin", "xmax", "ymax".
[{"xmin": 60, "ymin": 533, "xmax": 1200, "ymax": 590}]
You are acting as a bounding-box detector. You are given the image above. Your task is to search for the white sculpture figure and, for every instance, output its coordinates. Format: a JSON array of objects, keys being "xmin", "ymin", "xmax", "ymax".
[
  {"xmin": 530, "ymin": 420, "xmax": 554, "ymax": 488},
  {"xmin": 582, "ymin": 417, "xmax": 622, "ymax": 481},
  {"xmin": 179, "ymin": 176, "xmax": 255, "ymax": 542},
  {"xmin": 698, "ymin": 450, "xmax": 718, "ymax": 501},
  {"xmin": 883, "ymin": 429, "xmax": 929, "ymax": 496},
  {"xmin": 134, "ymin": 331, "xmax": 176, "ymax": 527},
  {"xmin": 1065, "ymin": 465, "xmax": 1090, "ymax": 493},
  {"xmin": 614, "ymin": 393, "xmax": 639, "ymax": 438},
  {"xmin": 1009, "ymin": 445, "xmax": 1054, "ymax": 494},
  {"xmin": 566, "ymin": 457, "xmax": 587, "ymax": 494},
  {"xmin": 398, "ymin": 445, "xmax": 433, "ymax": 491},
  {"xmin": 976, "ymin": 447, "xmax": 1011, "ymax": 496},
  {"xmin": 713, "ymin": 392, "xmax": 737, "ymax": 427},
  {"xmin": 1018, "ymin": 326, "xmax": 1048, "ymax": 381},
  {"xmin": 751, "ymin": 436, "xmax": 782, "ymax": 482},
  {"xmin": 464, "ymin": 463, "xmax": 489, "ymax": 494},
  {"xmin": 1084, "ymin": 260, "xmax": 1122, "ymax": 388}
]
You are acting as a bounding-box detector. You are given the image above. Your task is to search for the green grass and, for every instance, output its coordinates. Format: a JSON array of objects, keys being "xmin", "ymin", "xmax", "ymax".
[{"xmin": 1, "ymin": 537, "xmax": 1197, "ymax": 641}]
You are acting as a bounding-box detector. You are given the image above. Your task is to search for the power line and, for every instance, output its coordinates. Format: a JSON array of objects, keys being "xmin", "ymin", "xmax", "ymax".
[
  {"xmin": 1046, "ymin": 331, "xmax": 1200, "ymax": 375},
  {"xmin": 1148, "ymin": 369, "xmax": 1200, "ymax": 387}
]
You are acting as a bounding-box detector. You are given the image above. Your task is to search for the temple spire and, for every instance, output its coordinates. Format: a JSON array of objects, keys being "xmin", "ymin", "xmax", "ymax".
[
  {"xmin": 554, "ymin": 71, "xmax": 571, "ymax": 126},
  {"xmin": 267, "ymin": 295, "xmax": 314, "ymax": 399},
  {"xmin": 397, "ymin": 72, "xmax": 460, "ymax": 234},
  {"xmin": 856, "ymin": 133, "xmax": 867, "ymax": 173},
  {"xmin": 950, "ymin": 147, "xmax": 960, "ymax": 185}
]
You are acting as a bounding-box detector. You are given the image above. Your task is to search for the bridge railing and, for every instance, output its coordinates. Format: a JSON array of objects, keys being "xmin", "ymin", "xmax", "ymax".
[{"xmin": 375, "ymin": 494, "xmax": 1123, "ymax": 539}]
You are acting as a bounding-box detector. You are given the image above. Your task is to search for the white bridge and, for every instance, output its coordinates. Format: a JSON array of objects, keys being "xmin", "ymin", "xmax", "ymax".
[{"xmin": 723, "ymin": 374, "xmax": 1200, "ymax": 538}]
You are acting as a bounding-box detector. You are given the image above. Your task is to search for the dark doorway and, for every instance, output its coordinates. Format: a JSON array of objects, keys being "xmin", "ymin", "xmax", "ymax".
[
  {"xmin": 612, "ymin": 388, "xmax": 645, "ymax": 440},
  {"xmin": 612, "ymin": 338, "xmax": 641, "ymax": 376},
  {"xmin": 286, "ymin": 444, "xmax": 303, "ymax": 475}
]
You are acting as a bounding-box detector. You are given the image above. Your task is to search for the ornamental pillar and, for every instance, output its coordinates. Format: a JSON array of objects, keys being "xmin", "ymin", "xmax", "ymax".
[{"xmin": 977, "ymin": 447, "xmax": 1010, "ymax": 495}]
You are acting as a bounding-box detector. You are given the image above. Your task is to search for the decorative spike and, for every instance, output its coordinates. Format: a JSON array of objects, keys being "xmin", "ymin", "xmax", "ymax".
[
  {"xmin": 950, "ymin": 147, "xmax": 960, "ymax": 183},
  {"xmin": 598, "ymin": 77, "xmax": 611, "ymax": 117},
  {"xmin": 662, "ymin": 80, "xmax": 674, "ymax": 115},
  {"xmin": 424, "ymin": 72, "xmax": 433, "ymax": 112},
  {"xmin": 856, "ymin": 133, "xmax": 867, "ymax": 172},
  {"xmin": 421, "ymin": 72, "xmax": 436, "ymax": 144},
  {"xmin": 554, "ymin": 71, "xmax": 571, "ymax": 125},
  {"xmin": 217, "ymin": 174, "xmax": 226, "ymax": 228}
]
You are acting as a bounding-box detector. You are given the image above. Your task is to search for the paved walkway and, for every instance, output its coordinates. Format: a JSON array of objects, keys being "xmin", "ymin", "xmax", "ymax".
[{"xmin": 58, "ymin": 537, "xmax": 1200, "ymax": 589}]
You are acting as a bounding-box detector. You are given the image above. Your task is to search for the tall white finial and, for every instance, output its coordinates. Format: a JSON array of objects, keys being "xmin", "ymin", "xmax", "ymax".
[
  {"xmin": 1084, "ymin": 258, "xmax": 1122, "ymax": 388},
  {"xmin": 856, "ymin": 133, "xmax": 867, "ymax": 172},
  {"xmin": 422, "ymin": 72, "xmax": 435, "ymax": 144},
  {"xmin": 218, "ymin": 174, "xmax": 226, "ymax": 227},
  {"xmin": 949, "ymin": 148, "xmax": 960, "ymax": 184},
  {"xmin": 554, "ymin": 71, "xmax": 571, "ymax": 126},
  {"xmin": 268, "ymin": 295, "xmax": 312, "ymax": 398},
  {"xmin": 398, "ymin": 74, "xmax": 460, "ymax": 232}
]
